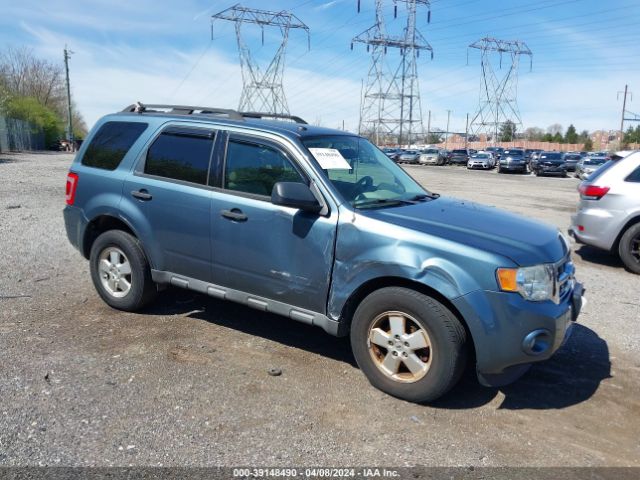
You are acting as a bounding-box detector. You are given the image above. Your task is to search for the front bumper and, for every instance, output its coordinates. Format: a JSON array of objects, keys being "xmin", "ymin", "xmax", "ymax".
[
  {"xmin": 537, "ymin": 165, "xmax": 566, "ymax": 175},
  {"xmin": 467, "ymin": 162, "xmax": 490, "ymax": 169},
  {"xmin": 418, "ymin": 156, "xmax": 439, "ymax": 165},
  {"xmin": 452, "ymin": 282, "xmax": 584, "ymax": 387},
  {"xmin": 500, "ymin": 163, "xmax": 526, "ymax": 171}
]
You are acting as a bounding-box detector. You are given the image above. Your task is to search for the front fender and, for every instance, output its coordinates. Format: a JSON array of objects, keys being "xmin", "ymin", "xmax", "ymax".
[{"xmin": 327, "ymin": 209, "xmax": 512, "ymax": 321}]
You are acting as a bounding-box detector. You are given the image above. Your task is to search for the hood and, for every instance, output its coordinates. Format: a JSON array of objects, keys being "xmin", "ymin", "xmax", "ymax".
[{"xmin": 361, "ymin": 196, "xmax": 565, "ymax": 265}]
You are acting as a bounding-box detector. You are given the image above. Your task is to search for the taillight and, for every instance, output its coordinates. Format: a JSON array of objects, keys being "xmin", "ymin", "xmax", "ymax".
[
  {"xmin": 65, "ymin": 172, "xmax": 79, "ymax": 205},
  {"xmin": 579, "ymin": 184, "xmax": 609, "ymax": 200}
]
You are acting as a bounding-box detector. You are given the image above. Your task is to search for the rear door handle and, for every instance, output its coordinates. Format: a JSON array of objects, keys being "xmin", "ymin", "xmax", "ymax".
[
  {"xmin": 131, "ymin": 189, "xmax": 152, "ymax": 201},
  {"xmin": 221, "ymin": 208, "xmax": 247, "ymax": 222}
]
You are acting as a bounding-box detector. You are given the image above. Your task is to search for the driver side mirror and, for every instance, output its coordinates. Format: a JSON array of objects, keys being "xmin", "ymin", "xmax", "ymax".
[{"xmin": 271, "ymin": 182, "xmax": 322, "ymax": 213}]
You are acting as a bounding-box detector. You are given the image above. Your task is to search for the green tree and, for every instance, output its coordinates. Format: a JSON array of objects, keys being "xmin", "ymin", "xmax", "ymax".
[
  {"xmin": 543, "ymin": 133, "xmax": 553, "ymax": 142},
  {"xmin": 583, "ymin": 137, "xmax": 593, "ymax": 151},
  {"xmin": 565, "ymin": 124, "xmax": 578, "ymax": 144},
  {"xmin": 6, "ymin": 95, "xmax": 63, "ymax": 147},
  {"xmin": 426, "ymin": 132, "xmax": 443, "ymax": 144},
  {"xmin": 552, "ymin": 132, "xmax": 564, "ymax": 143},
  {"xmin": 500, "ymin": 120, "xmax": 517, "ymax": 142}
]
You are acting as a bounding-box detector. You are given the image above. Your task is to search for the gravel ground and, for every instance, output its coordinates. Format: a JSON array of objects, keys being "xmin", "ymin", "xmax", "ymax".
[{"xmin": 0, "ymin": 152, "xmax": 638, "ymax": 467}]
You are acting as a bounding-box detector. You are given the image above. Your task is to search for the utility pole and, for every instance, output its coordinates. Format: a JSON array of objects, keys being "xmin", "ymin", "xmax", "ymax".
[
  {"xmin": 465, "ymin": 112, "xmax": 469, "ymax": 150},
  {"xmin": 618, "ymin": 84, "xmax": 631, "ymax": 138},
  {"xmin": 426, "ymin": 109, "xmax": 431, "ymax": 143},
  {"xmin": 63, "ymin": 46, "xmax": 74, "ymax": 149},
  {"xmin": 444, "ymin": 109, "xmax": 451, "ymax": 150}
]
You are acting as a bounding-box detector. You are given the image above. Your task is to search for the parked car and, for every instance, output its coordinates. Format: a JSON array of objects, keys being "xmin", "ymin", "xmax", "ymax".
[
  {"xmin": 448, "ymin": 149, "xmax": 471, "ymax": 165},
  {"xmin": 64, "ymin": 102, "xmax": 584, "ymax": 403},
  {"xmin": 575, "ymin": 156, "xmax": 607, "ymax": 179},
  {"xmin": 562, "ymin": 153, "xmax": 582, "ymax": 172},
  {"xmin": 467, "ymin": 152, "xmax": 495, "ymax": 170},
  {"xmin": 397, "ymin": 149, "xmax": 420, "ymax": 164},
  {"xmin": 529, "ymin": 151, "xmax": 543, "ymax": 168},
  {"xmin": 524, "ymin": 148, "xmax": 543, "ymax": 162},
  {"xmin": 498, "ymin": 149, "xmax": 527, "ymax": 174},
  {"xmin": 485, "ymin": 146, "xmax": 504, "ymax": 159},
  {"xmin": 570, "ymin": 151, "xmax": 640, "ymax": 274},
  {"xmin": 532, "ymin": 152, "xmax": 567, "ymax": 177},
  {"xmin": 382, "ymin": 148, "xmax": 403, "ymax": 162},
  {"xmin": 418, "ymin": 148, "xmax": 447, "ymax": 165}
]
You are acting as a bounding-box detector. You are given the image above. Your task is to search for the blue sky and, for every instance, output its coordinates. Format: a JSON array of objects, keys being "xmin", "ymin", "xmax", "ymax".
[{"xmin": 1, "ymin": 0, "xmax": 638, "ymax": 134}]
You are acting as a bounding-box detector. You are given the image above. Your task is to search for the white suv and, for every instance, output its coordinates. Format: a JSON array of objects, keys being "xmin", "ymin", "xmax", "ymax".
[{"xmin": 570, "ymin": 151, "xmax": 640, "ymax": 273}]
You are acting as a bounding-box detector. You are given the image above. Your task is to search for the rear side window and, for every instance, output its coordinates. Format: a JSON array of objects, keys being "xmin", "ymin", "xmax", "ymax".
[
  {"xmin": 81, "ymin": 121, "xmax": 148, "ymax": 170},
  {"xmin": 144, "ymin": 130, "xmax": 214, "ymax": 185},
  {"xmin": 626, "ymin": 166, "xmax": 640, "ymax": 183},
  {"xmin": 224, "ymin": 139, "xmax": 305, "ymax": 197},
  {"xmin": 586, "ymin": 160, "xmax": 617, "ymax": 182}
]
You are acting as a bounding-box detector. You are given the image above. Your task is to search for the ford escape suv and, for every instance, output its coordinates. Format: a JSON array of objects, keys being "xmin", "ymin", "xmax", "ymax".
[{"xmin": 64, "ymin": 103, "xmax": 584, "ymax": 403}]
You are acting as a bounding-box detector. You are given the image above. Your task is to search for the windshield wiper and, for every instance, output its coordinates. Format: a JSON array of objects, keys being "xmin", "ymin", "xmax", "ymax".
[
  {"xmin": 353, "ymin": 198, "xmax": 415, "ymax": 209},
  {"xmin": 408, "ymin": 193, "xmax": 440, "ymax": 201}
]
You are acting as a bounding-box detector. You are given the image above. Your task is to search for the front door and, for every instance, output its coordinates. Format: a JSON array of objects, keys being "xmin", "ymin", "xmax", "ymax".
[{"xmin": 210, "ymin": 133, "xmax": 337, "ymax": 314}]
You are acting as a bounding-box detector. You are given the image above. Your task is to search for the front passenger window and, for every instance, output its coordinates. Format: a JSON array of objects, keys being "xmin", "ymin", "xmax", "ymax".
[{"xmin": 224, "ymin": 139, "xmax": 305, "ymax": 196}]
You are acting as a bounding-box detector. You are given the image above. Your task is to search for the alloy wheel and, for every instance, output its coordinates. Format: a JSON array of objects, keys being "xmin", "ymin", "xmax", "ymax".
[{"xmin": 367, "ymin": 311, "xmax": 433, "ymax": 383}]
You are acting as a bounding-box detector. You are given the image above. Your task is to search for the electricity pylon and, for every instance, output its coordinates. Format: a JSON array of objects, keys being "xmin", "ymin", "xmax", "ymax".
[
  {"xmin": 468, "ymin": 37, "xmax": 532, "ymax": 143},
  {"xmin": 212, "ymin": 4, "xmax": 310, "ymax": 115},
  {"xmin": 352, "ymin": 0, "xmax": 433, "ymax": 146}
]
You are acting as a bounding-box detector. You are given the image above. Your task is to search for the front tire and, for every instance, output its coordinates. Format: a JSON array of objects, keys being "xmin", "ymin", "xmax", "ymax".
[
  {"xmin": 619, "ymin": 223, "xmax": 640, "ymax": 274},
  {"xmin": 90, "ymin": 230, "xmax": 157, "ymax": 311},
  {"xmin": 350, "ymin": 287, "xmax": 467, "ymax": 403}
]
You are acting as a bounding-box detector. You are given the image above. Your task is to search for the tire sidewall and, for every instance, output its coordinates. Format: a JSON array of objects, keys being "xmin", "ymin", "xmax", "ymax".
[
  {"xmin": 351, "ymin": 288, "xmax": 465, "ymax": 403},
  {"xmin": 619, "ymin": 224, "xmax": 640, "ymax": 274},
  {"xmin": 90, "ymin": 231, "xmax": 149, "ymax": 310}
]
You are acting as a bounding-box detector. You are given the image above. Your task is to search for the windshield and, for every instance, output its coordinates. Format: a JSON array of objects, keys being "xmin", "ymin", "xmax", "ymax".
[
  {"xmin": 584, "ymin": 158, "xmax": 606, "ymax": 165},
  {"xmin": 540, "ymin": 152, "xmax": 562, "ymax": 160},
  {"xmin": 472, "ymin": 154, "xmax": 489, "ymax": 158},
  {"xmin": 423, "ymin": 149, "xmax": 439, "ymax": 154},
  {"xmin": 302, "ymin": 135, "xmax": 428, "ymax": 209},
  {"xmin": 504, "ymin": 150, "xmax": 523, "ymax": 156},
  {"xmin": 564, "ymin": 155, "xmax": 581, "ymax": 160}
]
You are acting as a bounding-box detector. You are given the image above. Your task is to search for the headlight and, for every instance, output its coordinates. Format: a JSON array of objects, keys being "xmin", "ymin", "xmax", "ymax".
[{"xmin": 497, "ymin": 264, "xmax": 555, "ymax": 301}]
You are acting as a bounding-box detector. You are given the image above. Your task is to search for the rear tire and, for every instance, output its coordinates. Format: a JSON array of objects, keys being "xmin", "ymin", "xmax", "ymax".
[
  {"xmin": 618, "ymin": 223, "xmax": 640, "ymax": 274},
  {"xmin": 350, "ymin": 287, "xmax": 467, "ymax": 403},
  {"xmin": 90, "ymin": 230, "xmax": 157, "ymax": 311}
]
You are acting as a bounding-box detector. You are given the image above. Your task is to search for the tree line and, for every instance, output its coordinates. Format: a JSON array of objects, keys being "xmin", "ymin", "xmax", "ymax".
[{"xmin": 0, "ymin": 46, "xmax": 87, "ymax": 148}]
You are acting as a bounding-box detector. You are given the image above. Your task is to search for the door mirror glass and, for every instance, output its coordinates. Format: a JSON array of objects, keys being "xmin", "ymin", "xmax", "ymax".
[{"xmin": 271, "ymin": 182, "xmax": 322, "ymax": 213}]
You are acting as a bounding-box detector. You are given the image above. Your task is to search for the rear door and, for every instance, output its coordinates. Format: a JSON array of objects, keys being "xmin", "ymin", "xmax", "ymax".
[
  {"xmin": 122, "ymin": 125, "xmax": 217, "ymax": 281},
  {"xmin": 209, "ymin": 132, "xmax": 337, "ymax": 313}
]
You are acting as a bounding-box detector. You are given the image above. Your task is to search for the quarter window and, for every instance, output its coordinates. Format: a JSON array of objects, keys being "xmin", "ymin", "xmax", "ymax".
[
  {"xmin": 144, "ymin": 131, "xmax": 214, "ymax": 185},
  {"xmin": 224, "ymin": 139, "xmax": 304, "ymax": 196},
  {"xmin": 81, "ymin": 121, "xmax": 148, "ymax": 170},
  {"xmin": 626, "ymin": 165, "xmax": 640, "ymax": 183}
]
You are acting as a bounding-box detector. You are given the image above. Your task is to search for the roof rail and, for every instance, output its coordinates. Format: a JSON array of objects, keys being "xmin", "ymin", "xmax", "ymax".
[
  {"xmin": 240, "ymin": 111, "xmax": 308, "ymax": 125},
  {"xmin": 121, "ymin": 102, "xmax": 307, "ymax": 124},
  {"xmin": 122, "ymin": 102, "xmax": 244, "ymax": 120}
]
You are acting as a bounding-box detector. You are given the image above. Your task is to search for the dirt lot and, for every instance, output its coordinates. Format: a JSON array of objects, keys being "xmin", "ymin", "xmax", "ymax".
[{"xmin": 0, "ymin": 152, "xmax": 639, "ymax": 467}]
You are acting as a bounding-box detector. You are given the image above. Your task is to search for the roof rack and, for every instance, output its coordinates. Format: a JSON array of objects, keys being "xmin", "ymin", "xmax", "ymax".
[{"xmin": 121, "ymin": 102, "xmax": 307, "ymax": 124}]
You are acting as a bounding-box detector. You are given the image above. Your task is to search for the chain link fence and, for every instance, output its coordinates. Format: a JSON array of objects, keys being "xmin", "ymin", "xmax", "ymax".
[{"xmin": 0, "ymin": 115, "xmax": 45, "ymax": 152}]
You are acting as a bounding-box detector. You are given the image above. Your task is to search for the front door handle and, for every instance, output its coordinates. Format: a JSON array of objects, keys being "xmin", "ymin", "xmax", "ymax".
[
  {"xmin": 221, "ymin": 208, "xmax": 247, "ymax": 222},
  {"xmin": 131, "ymin": 189, "xmax": 152, "ymax": 201}
]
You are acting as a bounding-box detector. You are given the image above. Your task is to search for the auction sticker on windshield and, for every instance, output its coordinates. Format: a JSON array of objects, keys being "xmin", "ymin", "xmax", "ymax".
[{"xmin": 308, "ymin": 148, "xmax": 352, "ymax": 170}]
